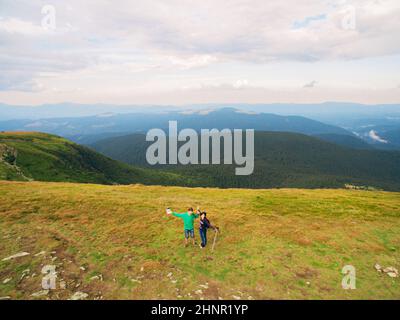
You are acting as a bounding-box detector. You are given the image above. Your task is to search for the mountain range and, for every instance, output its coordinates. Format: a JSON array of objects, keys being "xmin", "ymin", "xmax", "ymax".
[
  {"xmin": 1, "ymin": 102, "xmax": 400, "ymax": 120},
  {"xmin": 2, "ymin": 105, "xmax": 400, "ymax": 149},
  {"xmin": 1, "ymin": 105, "xmax": 400, "ymax": 191},
  {"xmin": 0, "ymin": 108, "xmax": 367, "ymax": 147}
]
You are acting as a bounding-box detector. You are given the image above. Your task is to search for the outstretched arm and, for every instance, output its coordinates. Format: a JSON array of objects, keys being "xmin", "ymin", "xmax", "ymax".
[{"xmin": 172, "ymin": 212, "xmax": 184, "ymax": 218}]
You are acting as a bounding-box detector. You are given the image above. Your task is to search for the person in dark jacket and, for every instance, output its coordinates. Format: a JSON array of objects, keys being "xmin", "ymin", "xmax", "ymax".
[{"xmin": 198, "ymin": 211, "xmax": 218, "ymax": 248}]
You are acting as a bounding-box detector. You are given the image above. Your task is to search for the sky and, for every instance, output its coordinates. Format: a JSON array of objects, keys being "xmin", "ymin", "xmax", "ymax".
[{"xmin": 0, "ymin": 0, "xmax": 399, "ymax": 106}]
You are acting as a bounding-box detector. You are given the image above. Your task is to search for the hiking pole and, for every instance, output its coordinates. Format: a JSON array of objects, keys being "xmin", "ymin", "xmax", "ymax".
[{"xmin": 211, "ymin": 229, "xmax": 219, "ymax": 252}]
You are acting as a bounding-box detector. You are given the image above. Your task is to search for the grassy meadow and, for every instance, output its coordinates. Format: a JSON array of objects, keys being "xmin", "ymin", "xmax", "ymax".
[{"xmin": 0, "ymin": 181, "xmax": 400, "ymax": 299}]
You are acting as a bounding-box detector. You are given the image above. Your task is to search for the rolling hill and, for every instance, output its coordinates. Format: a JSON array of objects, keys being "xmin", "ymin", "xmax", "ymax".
[
  {"xmin": 91, "ymin": 131, "xmax": 400, "ymax": 191},
  {"xmin": 1, "ymin": 181, "xmax": 399, "ymax": 299},
  {"xmin": 0, "ymin": 132, "xmax": 188, "ymax": 186}
]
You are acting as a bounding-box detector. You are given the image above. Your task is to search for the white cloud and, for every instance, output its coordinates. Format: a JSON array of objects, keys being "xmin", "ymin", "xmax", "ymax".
[
  {"xmin": 233, "ymin": 80, "xmax": 249, "ymax": 89},
  {"xmin": 303, "ymin": 80, "xmax": 318, "ymax": 88},
  {"xmin": 168, "ymin": 55, "xmax": 218, "ymax": 70},
  {"xmin": 368, "ymin": 130, "xmax": 388, "ymax": 143}
]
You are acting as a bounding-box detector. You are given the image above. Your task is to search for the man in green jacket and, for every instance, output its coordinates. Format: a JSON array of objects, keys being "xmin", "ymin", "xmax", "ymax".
[{"xmin": 167, "ymin": 207, "xmax": 199, "ymax": 246}]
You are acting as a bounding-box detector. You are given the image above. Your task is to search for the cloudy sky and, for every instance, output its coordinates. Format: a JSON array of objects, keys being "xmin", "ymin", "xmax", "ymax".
[{"xmin": 0, "ymin": 0, "xmax": 399, "ymax": 105}]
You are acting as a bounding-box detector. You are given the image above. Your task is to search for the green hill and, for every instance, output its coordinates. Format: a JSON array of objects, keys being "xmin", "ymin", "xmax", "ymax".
[
  {"xmin": 91, "ymin": 132, "xmax": 400, "ymax": 191},
  {"xmin": 0, "ymin": 132, "xmax": 188, "ymax": 186},
  {"xmin": 1, "ymin": 181, "xmax": 399, "ymax": 299}
]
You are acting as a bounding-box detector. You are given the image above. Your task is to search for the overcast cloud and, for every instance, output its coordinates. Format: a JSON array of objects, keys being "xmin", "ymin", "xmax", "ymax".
[{"xmin": 0, "ymin": 0, "xmax": 399, "ymax": 105}]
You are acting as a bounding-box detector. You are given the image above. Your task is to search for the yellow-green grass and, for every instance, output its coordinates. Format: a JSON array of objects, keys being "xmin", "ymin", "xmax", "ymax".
[{"xmin": 0, "ymin": 181, "xmax": 399, "ymax": 300}]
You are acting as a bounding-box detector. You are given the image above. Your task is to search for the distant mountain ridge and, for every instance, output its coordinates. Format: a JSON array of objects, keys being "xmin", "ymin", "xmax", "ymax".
[
  {"xmin": 2, "ymin": 103, "xmax": 398, "ymax": 149},
  {"xmin": 1, "ymin": 102, "xmax": 399, "ymax": 120},
  {"xmin": 0, "ymin": 108, "xmax": 354, "ymax": 138}
]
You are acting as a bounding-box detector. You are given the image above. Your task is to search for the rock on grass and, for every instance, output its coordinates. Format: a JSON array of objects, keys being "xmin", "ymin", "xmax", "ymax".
[
  {"xmin": 2, "ymin": 252, "xmax": 30, "ymax": 261},
  {"xmin": 70, "ymin": 292, "xmax": 89, "ymax": 300}
]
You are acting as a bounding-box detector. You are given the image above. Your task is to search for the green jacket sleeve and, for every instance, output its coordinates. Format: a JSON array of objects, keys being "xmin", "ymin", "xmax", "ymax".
[{"xmin": 172, "ymin": 212, "xmax": 184, "ymax": 218}]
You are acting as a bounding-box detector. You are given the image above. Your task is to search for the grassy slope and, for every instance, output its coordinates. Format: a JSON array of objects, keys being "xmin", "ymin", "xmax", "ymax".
[
  {"xmin": 1, "ymin": 181, "xmax": 399, "ymax": 300},
  {"xmin": 0, "ymin": 131, "xmax": 189, "ymax": 186},
  {"xmin": 0, "ymin": 161, "xmax": 26, "ymax": 181}
]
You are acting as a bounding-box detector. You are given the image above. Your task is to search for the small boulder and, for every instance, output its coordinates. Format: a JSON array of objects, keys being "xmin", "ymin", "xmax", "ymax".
[
  {"xmin": 20, "ymin": 269, "xmax": 30, "ymax": 280},
  {"xmin": 377, "ymin": 266, "xmax": 399, "ymax": 278},
  {"xmin": 2, "ymin": 278, "xmax": 12, "ymax": 284},
  {"xmin": 34, "ymin": 251, "xmax": 46, "ymax": 257},
  {"xmin": 131, "ymin": 278, "xmax": 142, "ymax": 284},
  {"xmin": 70, "ymin": 292, "xmax": 88, "ymax": 300},
  {"xmin": 59, "ymin": 281, "xmax": 67, "ymax": 290},
  {"xmin": 31, "ymin": 290, "xmax": 49, "ymax": 297},
  {"xmin": 374, "ymin": 264, "xmax": 382, "ymax": 272},
  {"xmin": 383, "ymin": 266, "xmax": 398, "ymax": 274},
  {"xmin": 2, "ymin": 252, "xmax": 30, "ymax": 261},
  {"xmin": 90, "ymin": 274, "xmax": 103, "ymax": 281}
]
